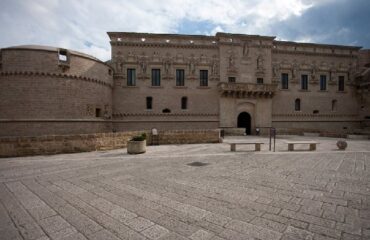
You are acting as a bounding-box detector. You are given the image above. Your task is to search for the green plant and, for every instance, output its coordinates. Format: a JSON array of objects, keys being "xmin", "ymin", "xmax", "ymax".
[{"xmin": 130, "ymin": 133, "xmax": 147, "ymax": 141}]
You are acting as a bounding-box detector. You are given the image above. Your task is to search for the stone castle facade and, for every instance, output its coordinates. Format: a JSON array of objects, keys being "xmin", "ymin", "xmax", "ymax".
[{"xmin": 0, "ymin": 32, "xmax": 369, "ymax": 137}]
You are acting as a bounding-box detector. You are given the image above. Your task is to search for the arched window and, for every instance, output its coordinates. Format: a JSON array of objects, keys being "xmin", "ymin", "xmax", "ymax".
[
  {"xmin": 332, "ymin": 100, "xmax": 337, "ymax": 111},
  {"xmin": 162, "ymin": 108, "xmax": 171, "ymax": 113},
  {"xmin": 181, "ymin": 97, "xmax": 187, "ymax": 110},
  {"xmin": 295, "ymin": 98, "xmax": 301, "ymax": 111}
]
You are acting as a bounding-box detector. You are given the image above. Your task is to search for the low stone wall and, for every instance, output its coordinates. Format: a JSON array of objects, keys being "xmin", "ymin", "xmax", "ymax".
[
  {"xmin": 0, "ymin": 129, "xmax": 221, "ymax": 157},
  {"xmin": 222, "ymin": 128, "xmax": 246, "ymax": 136},
  {"xmin": 275, "ymin": 128, "xmax": 348, "ymax": 138},
  {"xmin": 155, "ymin": 129, "xmax": 220, "ymax": 145}
]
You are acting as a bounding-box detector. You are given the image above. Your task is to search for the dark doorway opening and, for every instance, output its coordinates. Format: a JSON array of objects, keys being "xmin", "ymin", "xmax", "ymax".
[{"xmin": 237, "ymin": 112, "xmax": 252, "ymax": 135}]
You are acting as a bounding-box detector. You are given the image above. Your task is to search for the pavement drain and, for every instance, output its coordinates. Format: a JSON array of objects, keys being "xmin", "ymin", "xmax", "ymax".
[{"xmin": 187, "ymin": 162, "xmax": 209, "ymax": 167}]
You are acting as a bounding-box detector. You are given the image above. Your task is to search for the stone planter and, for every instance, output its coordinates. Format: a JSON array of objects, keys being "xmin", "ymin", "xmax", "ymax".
[{"xmin": 127, "ymin": 140, "xmax": 146, "ymax": 154}]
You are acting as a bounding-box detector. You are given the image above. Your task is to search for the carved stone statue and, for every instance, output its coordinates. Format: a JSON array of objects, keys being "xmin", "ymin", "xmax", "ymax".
[
  {"xmin": 257, "ymin": 55, "xmax": 263, "ymax": 69},
  {"xmin": 115, "ymin": 52, "xmax": 124, "ymax": 73},
  {"xmin": 292, "ymin": 62, "xmax": 298, "ymax": 79},
  {"xmin": 311, "ymin": 63, "xmax": 317, "ymax": 81},
  {"xmin": 212, "ymin": 60, "xmax": 218, "ymax": 75},
  {"xmin": 242, "ymin": 41, "xmax": 250, "ymax": 57},
  {"xmin": 330, "ymin": 62, "xmax": 337, "ymax": 81},
  {"xmin": 189, "ymin": 55, "xmax": 196, "ymax": 75},
  {"xmin": 229, "ymin": 54, "xmax": 235, "ymax": 68},
  {"xmin": 140, "ymin": 61, "xmax": 147, "ymax": 74},
  {"xmin": 138, "ymin": 54, "xmax": 147, "ymax": 74},
  {"xmin": 163, "ymin": 59, "xmax": 171, "ymax": 74},
  {"xmin": 272, "ymin": 64, "xmax": 279, "ymax": 78}
]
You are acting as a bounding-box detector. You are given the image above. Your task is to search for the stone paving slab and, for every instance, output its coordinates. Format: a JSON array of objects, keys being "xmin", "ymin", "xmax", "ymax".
[{"xmin": 0, "ymin": 136, "xmax": 369, "ymax": 239}]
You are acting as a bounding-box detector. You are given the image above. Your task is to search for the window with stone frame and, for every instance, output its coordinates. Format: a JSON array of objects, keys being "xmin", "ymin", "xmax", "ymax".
[
  {"xmin": 320, "ymin": 75, "xmax": 327, "ymax": 91},
  {"xmin": 338, "ymin": 76, "xmax": 345, "ymax": 91},
  {"xmin": 127, "ymin": 68, "xmax": 136, "ymax": 86},
  {"xmin": 200, "ymin": 70, "xmax": 208, "ymax": 86},
  {"xmin": 301, "ymin": 74, "xmax": 308, "ymax": 90},
  {"xmin": 281, "ymin": 73, "xmax": 289, "ymax": 89},
  {"xmin": 151, "ymin": 69, "xmax": 161, "ymax": 86},
  {"xmin": 176, "ymin": 69, "xmax": 185, "ymax": 86}
]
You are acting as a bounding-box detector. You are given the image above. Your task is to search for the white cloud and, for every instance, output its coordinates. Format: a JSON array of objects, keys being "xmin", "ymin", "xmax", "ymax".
[{"xmin": 0, "ymin": 0, "xmax": 322, "ymax": 61}]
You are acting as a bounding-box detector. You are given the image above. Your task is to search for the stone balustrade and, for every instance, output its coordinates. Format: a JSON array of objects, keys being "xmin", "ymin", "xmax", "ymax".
[{"xmin": 218, "ymin": 82, "xmax": 277, "ymax": 98}]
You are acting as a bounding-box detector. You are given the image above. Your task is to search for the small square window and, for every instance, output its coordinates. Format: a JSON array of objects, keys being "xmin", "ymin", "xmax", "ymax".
[
  {"xmin": 146, "ymin": 97, "xmax": 153, "ymax": 110},
  {"xmin": 181, "ymin": 97, "xmax": 187, "ymax": 110},
  {"xmin": 58, "ymin": 49, "xmax": 68, "ymax": 62},
  {"xmin": 257, "ymin": 78, "xmax": 264, "ymax": 84},
  {"xmin": 95, "ymin": 108, "xmax": 101, "ymax": 117}
]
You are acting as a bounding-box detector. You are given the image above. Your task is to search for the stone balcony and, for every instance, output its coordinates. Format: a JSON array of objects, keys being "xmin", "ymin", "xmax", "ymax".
[{"xmin": 218, "ymin": 82, "xmax": 277, "ymax": 98}]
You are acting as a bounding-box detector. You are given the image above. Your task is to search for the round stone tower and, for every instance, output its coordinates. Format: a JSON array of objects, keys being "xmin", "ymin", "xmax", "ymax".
[{"xmin": 0, "ymin": 45, "xmax": 113, "ymax": 137}]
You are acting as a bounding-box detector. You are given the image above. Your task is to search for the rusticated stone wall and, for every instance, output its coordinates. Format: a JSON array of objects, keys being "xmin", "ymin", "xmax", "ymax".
[{"xmin": 0, "ymin": 129, "xmax": 221, "ymax": 157}]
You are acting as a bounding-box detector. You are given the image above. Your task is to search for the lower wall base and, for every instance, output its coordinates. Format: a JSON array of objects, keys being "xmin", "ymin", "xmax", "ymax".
[
  {"xmin": 0, "ymin": 121, "xmax": 112, "ymax": 137},
  {"xmin": 272, "ymin": 121, "xmax": 361, "ymax": 134},
  {"xmin": 113, "ymin": 121, "xmax": 219, "ymax": 131},
  {"xmin": 0, "ymin": 129, "xmax": 221, "ymax": 157}
]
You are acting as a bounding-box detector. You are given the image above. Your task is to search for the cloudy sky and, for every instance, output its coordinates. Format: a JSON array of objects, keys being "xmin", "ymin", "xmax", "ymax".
[{"xmin": 0, "ymin": 0, "xmax": 369, "ymax": 61}]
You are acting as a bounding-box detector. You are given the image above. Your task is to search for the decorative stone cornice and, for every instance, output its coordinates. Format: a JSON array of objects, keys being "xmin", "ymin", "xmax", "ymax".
[
  {"xmin": 112, "ymin": 112, "xmax": 219, "ymax": 118},
  {"xmin": 0, "ymin": 71, "xmax": 112, "ymax": 88},
  {"xmin": 218, "ymin": 82, "xmax": 277, "ymax": 98},
  {"xmin": 272, "ymin": 113, "xmax": 359, "ymax": 118},
  {"xmin": 272, "ymin": 49, "xmax": 356, "ymax": 58},
  {"xmin": 0, "ymin": 119, "xmax": 109, "ymax": 122},
  {"xmin": 111, "ymin": 42, "xmax": 218, "ymax": 49}
]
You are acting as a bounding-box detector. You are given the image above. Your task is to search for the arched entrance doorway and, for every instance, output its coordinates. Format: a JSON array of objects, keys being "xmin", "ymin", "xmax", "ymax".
[{"xmin": 237, "ymin": 112, "xmax": 252, "ymax": 135}]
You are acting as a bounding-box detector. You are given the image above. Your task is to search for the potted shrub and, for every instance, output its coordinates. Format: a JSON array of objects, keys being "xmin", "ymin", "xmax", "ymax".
[{"xmin": 127, "ymin": 133, "xmax": 147, "ymax": 154}]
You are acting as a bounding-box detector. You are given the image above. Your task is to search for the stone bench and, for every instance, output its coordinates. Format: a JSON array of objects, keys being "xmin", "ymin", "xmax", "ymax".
[
  {"xmin": 228, "ymin": 142, "xmax": 264, "ymax": 152},
  {"xmin": 284, "ymin": 141, "xmax": 319, "ymax": 151}
]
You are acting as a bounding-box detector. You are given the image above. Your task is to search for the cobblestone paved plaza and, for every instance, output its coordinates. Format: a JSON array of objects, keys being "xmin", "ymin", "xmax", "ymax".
[{"xmin": 1, "ymin": 136, "xmax": 370, "ymax": 240}]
